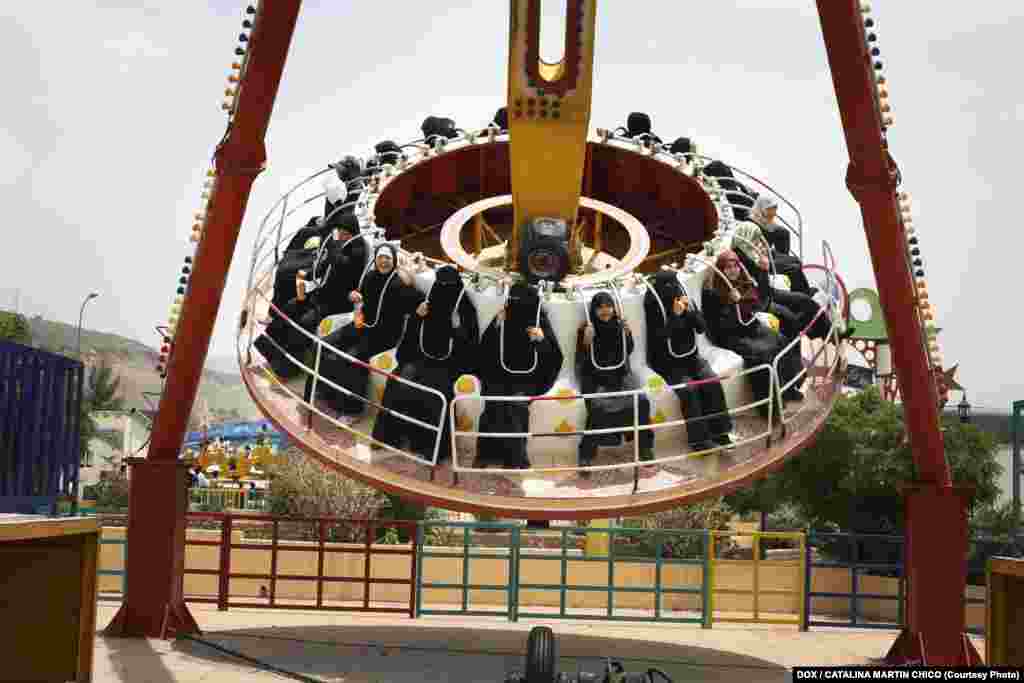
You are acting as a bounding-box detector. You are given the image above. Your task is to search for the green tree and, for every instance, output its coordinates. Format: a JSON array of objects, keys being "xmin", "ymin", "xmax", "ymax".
[
  {"xmin": 79, "ymin": 361, "xmax": 126, "ymax": 467},
  {"xmin": 726, "ymin": 386, "xmax": 1003, "ymax": 535},
  {"xmin": 0, "ymin": 311, "xmax": 31, "ymax": 345}
]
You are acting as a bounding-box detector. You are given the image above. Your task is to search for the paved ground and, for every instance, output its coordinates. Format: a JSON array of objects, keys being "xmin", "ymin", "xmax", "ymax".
[{"xmin": 86, "ymin": 601, "xmax": 986, "ymax": 682}]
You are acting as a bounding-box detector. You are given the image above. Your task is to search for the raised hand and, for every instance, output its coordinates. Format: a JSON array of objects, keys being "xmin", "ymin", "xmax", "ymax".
[{"xmin": 582, "ymin": 323, "xmax": 595, "ymax": 346}]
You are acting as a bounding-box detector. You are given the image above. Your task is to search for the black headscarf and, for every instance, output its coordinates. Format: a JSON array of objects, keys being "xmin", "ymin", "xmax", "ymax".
[
  {"xmin": 360, "ymin": 243, "xmax": 398, "ymax": 323},
  {"xmin": 588, "ymin": 292, "xmax": 626, "ymax": 367},
  {"xmin": 421, "ymin": 266, "xmax": 464, "ymax": 358},
  {"xmin": 502, "ymin": 283, "xmax": 541, "ymax": 372},
  {"xmin": 651, "ymin": 271, "xmax": 683, "ymax": 319},
  {"xmin": 703, "ymin": 160, "xmax": 734, "ymax": 179}
]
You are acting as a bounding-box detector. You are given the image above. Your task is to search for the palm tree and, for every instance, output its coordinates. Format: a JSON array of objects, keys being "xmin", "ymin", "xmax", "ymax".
[{"xmin": 79, "ymin": 360, "xmax": 125, "ymax": 468}]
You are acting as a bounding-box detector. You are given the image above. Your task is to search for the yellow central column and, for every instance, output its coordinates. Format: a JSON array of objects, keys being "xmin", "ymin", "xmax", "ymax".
[{"xmin": 506, "ymin": 0, "xmax": 597, "ymax": 272}]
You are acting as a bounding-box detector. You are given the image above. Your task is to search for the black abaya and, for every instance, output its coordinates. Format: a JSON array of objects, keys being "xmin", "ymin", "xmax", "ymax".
[
  {"xmin": 577, "ymin": 292, "xmax": 654, "ymax": 466},
  {"xmin": 644, "ymin": 272, "xmax": 734, "ymax": 448},
  {"xmin": 475, "ymin": 287, "xmax": 564, "ymax": 469},
  {"xmin": 257, "ymin": 231, "xmax": 369, "ymax": 378},
  {"xmin": 702, "ymin": 287, "xmax": 802, "ymax": 417},
  {"xmin": 309, "ymin": 246, "xmax": 424, "ymax": 416},
  {"xmin": 370, "ymin": 268, "xmax": 479, "ymax": 462}
]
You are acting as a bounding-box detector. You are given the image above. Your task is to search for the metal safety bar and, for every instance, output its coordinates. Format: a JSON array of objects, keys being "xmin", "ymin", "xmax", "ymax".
[
  {"xmin": 241, "ymin": 291, "xmax": 450, "ymax": 467},
  {"xmin": 772, "ymin": 241, "xmax": 843, "ymax": 432},
  {"xmin": 449, "ymin": 363, "xmax": 777, "ymax": 475}
]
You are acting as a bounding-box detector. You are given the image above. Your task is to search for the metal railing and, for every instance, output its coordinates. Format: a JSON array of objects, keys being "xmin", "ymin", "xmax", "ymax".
[
  {"xmin": 415, "ymin": 521, "xmax": 521, "ymax": 620},
  {"xmin": 593, "ymin": 130, "xmax": 804, "ymax": 260},
  {"xmin": 90, "ymin": 520, "xmax": 1000, "ymax": 633},
  {"xmin": 803, "ymin": 532, "xmax": 906, "ymax": 631},
  {"xmin": 708, "ymin": 531, "xmax": 806, "ymax": 628},
  {"xmin": 249, "ymin": 296, "xmax": 450, "ymax": 467},
  {"xmin": 189, "ymin": 487, "xmax": 266, "ymax": 511},
  {"xmin": 98, "ymin": 536, "xmax": 127, "ymax": 597},
  {"xmin": 182, "ymin": 512, "xmax": 418, "ymax": 616},
  {"xmin": 450, "ymin": 363, "xmax": 776, "ymax": 478}
]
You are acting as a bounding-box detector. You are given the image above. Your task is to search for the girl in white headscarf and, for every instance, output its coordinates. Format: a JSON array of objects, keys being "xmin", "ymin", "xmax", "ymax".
[{"xmin": 746, "ymin": 195, "xmax": 814, "ymax": 296}]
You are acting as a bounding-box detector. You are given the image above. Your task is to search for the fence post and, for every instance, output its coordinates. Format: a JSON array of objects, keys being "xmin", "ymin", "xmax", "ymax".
[
  {"xmin": 801, "ymin": 531, "xmax": 812, "ymax": 631},
  {"xmin": 408, "ymin": 522, "xmax": 418, "ymax": 619},
  {"xmin": 509, "ymin": 526, "xmax": 520, "ymax": 623},
  {"xmin": 702, "ymin": 529, "xmax": 713, "ymax": 629},
  {"xmin": 217, "ymin": 514, "xmax": 233, "ymax": 611},
  {"xmin": 414, "ymin": 522, "xmax": 424, "ymax": 619}
]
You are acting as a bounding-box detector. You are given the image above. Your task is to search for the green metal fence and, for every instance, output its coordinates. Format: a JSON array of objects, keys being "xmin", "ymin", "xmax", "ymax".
[
  {"xmin": 415, "ymin": 522, "xmax": 718, "ymax": 624},
  {"xmin": 516, "ymin": 525, "xmax": 708, "ymax": 624},
  {"xmin": 98, "ymin": 536, "xmax": 127, "ymax": 596},
  {"xmin": 415, "ymin": 521, "xmax": 521, "ymax": 620}
]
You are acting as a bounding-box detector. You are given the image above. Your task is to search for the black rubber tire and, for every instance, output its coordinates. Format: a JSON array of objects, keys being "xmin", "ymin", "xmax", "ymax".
[{"xmin": 525, "ymin": 626, "xmax": 558, "ymax": 683}]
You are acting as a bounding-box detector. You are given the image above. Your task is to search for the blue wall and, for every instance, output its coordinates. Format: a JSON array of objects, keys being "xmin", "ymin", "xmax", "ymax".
[{"xmin": 0, "ymin": 341, "xmax": 83, "ymax": 513}]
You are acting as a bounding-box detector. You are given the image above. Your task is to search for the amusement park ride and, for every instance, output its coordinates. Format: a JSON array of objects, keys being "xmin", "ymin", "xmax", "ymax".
[{"xmin": 106, "ymin": 0, "xmax": 982, "ymax": 668}]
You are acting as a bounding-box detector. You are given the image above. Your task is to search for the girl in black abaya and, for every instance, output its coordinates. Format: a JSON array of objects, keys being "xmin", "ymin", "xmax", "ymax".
[
  {"xmin": 701, "ymin": 250, "xmax": 803, "ymax": 417},
  {"xmin": 370, "ymin": 266, "xmax": 479, "ymax": 463},
  {"xmin": 256, "ymin": 216, "xmax": 367, "ymax": 378},
  {"xmin": 308, "ymin": 243, "xmax": 423, "ymax": 417},
  {"xmin": 475, "ymin": 284, "xmax": 563, "ymax": 469},
  {"xmin": 577, "ymin": 292, "xmax": 654, "ymax": 470},
  {"xmin": 644, "ymin": 271, "xmax": 735, "ymax": 452},
  {"xmin": 732, "ymin": 222, "xmax": 831, "ymax": 349}
]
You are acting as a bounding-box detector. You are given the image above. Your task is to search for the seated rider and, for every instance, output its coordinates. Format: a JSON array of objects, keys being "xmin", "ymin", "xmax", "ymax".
[
  {"xmin": 746, "ymin": 195, "xmax": 814, "ymax": 296},
  {"xmin": 309, "ymin": 243, "xmax": 424, "ymax": 418},
  {"xmin": 577, "ymin": 291, "xmax": 655, "ymax": 473},
  {"xmin": 371, "ymin": 265, "xmax": 479, "ymax": 463},
  {"xmin": 730, "ymin": 222, "xmax": 831, "ymax": 343},
  {"xmin": 702, "ymin": 250, "xmax": 804, "ymax": 416},
  {"xmin": 475, "ymin": 284, "xmax": 564, "ymax": 469},
  {"xmin": 255, "ymin": 214, "xmax": 368, "ymax": 378},
  {"xmin": 644, "ymin": 271, "xmax": 735, "ymax": 452}
]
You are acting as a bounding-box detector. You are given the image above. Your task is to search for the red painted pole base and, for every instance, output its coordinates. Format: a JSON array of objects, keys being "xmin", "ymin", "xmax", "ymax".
[
  {"xmin": 104, "ymin": 459, "xmax": 200, "ymax": 639},
  {"xmin": 884, "ymin": 483, "xmax": 982, "ymax": 666}
]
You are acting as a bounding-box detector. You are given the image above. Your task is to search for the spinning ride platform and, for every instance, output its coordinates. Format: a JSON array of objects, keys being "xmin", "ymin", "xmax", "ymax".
[{"xmin": 239, "ymin": 127, "xmax": 847, "ymax": 519}]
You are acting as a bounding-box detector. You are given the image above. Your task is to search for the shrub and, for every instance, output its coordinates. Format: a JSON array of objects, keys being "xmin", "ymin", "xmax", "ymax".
[
  {"xmin": 263, "ymin": 447, "xmax": 384, "ymax": 542},
  {"xmin": 91, "ymin": 477, "xmax": 130, "ymax": 511},
  {"xmin": 621, "ymin": 499, "xmax": 736, "ymax": 560}
]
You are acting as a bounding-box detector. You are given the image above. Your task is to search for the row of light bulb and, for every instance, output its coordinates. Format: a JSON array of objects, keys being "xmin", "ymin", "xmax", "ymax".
[
  {"xmin": 860, "ymin": 3, "xmax": 893, "ymax": 129},
  {"xmin": 222, "ymin": 5, "xmax": 257, "ymax": 116},
  {"xmin": 158, "ymin": 167, "xmax": 217, "ymax": 378},
  {"xmin": 898, "ymin": 192, "xmax": 942, "ymax": 369}
]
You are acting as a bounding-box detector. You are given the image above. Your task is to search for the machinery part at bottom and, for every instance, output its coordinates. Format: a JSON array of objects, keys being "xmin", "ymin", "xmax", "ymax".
[{"xmin": 504, "ymin": 626, "xmax": 674, "ymax": 683}]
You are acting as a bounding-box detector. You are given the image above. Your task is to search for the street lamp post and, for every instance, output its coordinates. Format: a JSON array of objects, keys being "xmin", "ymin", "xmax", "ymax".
[
  {"xmin": 957, "ymin": 393, "xmax": 971, "ymax": 424},
  {"xmin": 76, "ymin": 292, "xmax": 100, "ymax": 359}
]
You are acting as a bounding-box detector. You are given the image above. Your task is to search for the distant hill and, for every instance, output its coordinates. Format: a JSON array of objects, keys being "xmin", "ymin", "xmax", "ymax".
[{"xmin": 11, "ymin": 311, "xmax": 260, "ymax": 422}]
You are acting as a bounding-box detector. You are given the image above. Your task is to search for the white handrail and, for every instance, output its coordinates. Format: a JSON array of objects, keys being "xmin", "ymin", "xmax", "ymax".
[
  {"xmin": 244, "ymin": 284, "xmax": 451, "ymax": 467},
  {"xmin": 449, "ymin": 362, "xmax": 777, "ymax": 475},
  {"xmin": 771, "ymin": 240, "xmax": 843, "ymax": 429}
]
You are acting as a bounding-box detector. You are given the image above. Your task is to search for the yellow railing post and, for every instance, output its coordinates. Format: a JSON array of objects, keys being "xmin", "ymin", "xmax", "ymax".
[{"xmin": 753, "ymin": 532, "xmax": 760, "ymax": 622}]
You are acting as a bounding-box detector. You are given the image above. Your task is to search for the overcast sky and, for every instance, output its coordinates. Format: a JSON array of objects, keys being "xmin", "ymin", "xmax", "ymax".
[{"xmin": 2, "ymin": 2, "xmax": 1020, "ymax": 411}]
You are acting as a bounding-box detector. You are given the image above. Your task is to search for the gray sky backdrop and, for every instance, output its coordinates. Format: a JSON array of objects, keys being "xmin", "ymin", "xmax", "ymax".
[{"xmin": 2, "ymin": 2, "xmax": 1019, "ymax": 411}]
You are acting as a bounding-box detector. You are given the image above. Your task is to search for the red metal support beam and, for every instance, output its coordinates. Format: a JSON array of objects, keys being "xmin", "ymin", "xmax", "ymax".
[
  {"xmin": 106, "ymin": 0, "xmax": 303, "ymax": 638},
  {"xmin": 815, "ymin": 1, "xmax": 979, "ymax": 665}
]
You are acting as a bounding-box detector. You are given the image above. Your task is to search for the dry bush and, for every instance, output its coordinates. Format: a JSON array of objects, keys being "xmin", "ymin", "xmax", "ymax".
[{"xmin": 264, "ymin": 447, "xmax": 385, "ymax": 540}]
